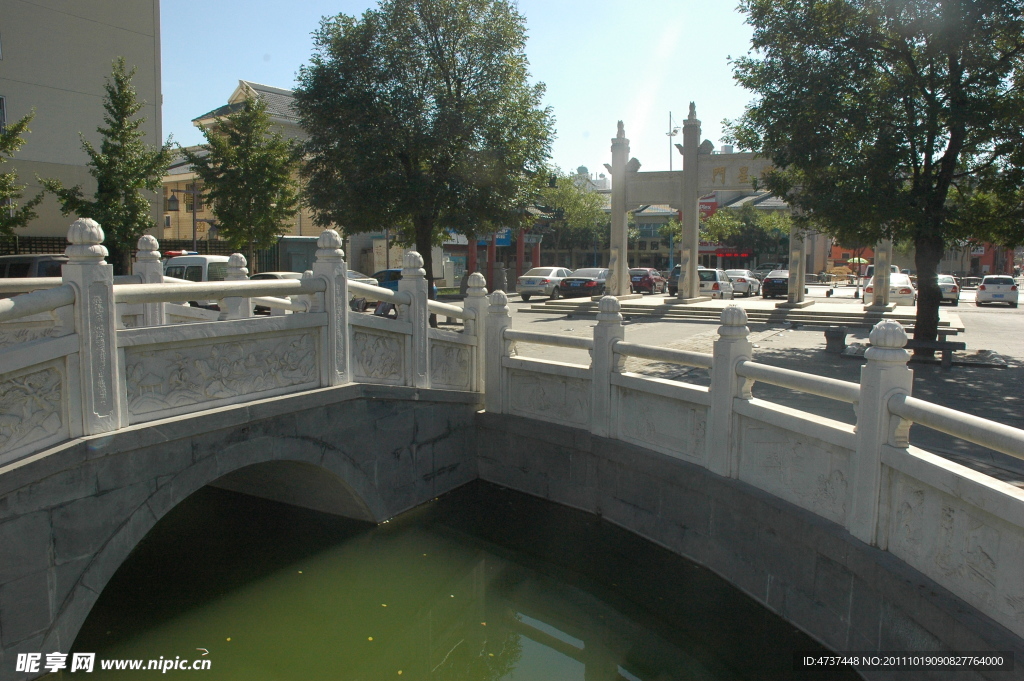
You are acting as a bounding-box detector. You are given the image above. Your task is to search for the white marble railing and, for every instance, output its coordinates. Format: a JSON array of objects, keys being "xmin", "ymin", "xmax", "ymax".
[
  {"xmin": 0, "ymin": 219, "xmax": 485, "ymax": 465},
  {"xmin": 485, "ymin": 293, "xmax": 1024, "ymax": 639}
]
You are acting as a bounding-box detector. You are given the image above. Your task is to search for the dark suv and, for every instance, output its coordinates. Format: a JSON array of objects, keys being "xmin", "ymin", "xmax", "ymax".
[
  {"xmin": 0, "ymin": 254, "xmax": 68, "ymax": 278},
  {"xmin": 666, "ymin": 264, "xmax": 706, "ymax": 296}
]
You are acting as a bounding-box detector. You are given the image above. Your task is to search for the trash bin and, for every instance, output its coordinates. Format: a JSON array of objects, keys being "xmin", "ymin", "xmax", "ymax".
[{"xmin": 824, "ymin": 326, "xmax": 848, "ymax": 354}]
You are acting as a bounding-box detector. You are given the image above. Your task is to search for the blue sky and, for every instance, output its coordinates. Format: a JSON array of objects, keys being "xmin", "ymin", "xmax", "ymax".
[{"xmin": 161, "ymin": 0, "xmax": 756, "ymax": 176}]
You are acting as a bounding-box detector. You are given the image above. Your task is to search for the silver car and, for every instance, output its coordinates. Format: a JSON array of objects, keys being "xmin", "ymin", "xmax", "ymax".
[
  {"xmin": 725, "ymin": 269, "xmax": 761, "ymax": 297},
  {"xmin": 516, "ymin": 267, "xmax": 573, "ymax": 301},
  {"xmin": 936, "ymin": 274, "xmax": 960, "ymax": 306},
  {"xmin": 698, "ymin": 269, "xmax": 735, "ymax": 300}
]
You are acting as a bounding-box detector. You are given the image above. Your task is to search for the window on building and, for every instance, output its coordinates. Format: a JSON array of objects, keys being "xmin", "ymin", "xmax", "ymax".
[
  {"xmin": 650, "ymin": 241, "xmax": 659, "ymax": 251},
  {"xmin": 842, "ymin": 252, "xmax": 851, "ymax": 259},
  {"xmin": 164, "ymin": 215, "xmax": 171, "ymax": 228},
  {"xmin": 638, "ymin": 241, "xmax": 647, "ymax": 251}
]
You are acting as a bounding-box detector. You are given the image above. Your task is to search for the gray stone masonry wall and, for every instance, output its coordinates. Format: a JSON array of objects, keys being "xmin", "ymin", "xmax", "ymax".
[
  {"xmin": 0, "ymin": 385, "xmax": 481, "ymax": 679},
  {"xmin": 476, "ymin": 412, "xmax": 1024, "ymax": 681}
]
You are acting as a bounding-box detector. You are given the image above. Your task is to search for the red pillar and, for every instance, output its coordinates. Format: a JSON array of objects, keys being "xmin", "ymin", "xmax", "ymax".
[
  {"xmin": 516, "ymin": 228, "xmax": 526, "ymax": 277},
  {"xmin": 486, "ymin": 234, "xmax": 496, "ymax": 289},
  {"xmin": 532, "ymin": 241, "xmax": 541, "ymax": 269},
  {"xmin": 467, "ymin": 240, "xmax": 478, "ymax": 275}
]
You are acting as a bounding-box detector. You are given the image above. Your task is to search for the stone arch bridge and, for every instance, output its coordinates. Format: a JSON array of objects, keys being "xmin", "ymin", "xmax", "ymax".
[{"xmin": 0, "ymin": 221, "xmax": 1022, "ymax": 680}]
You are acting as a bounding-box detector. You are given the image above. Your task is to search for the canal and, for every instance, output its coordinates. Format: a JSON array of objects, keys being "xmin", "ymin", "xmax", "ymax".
[{"xmin": 72, "ymin": 481, "xmax": 859, "ymax": 680}]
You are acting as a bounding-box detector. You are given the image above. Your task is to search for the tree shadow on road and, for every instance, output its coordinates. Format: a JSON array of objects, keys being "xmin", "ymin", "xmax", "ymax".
[{"xmin": 745, "ymin": 342, "xmax": 1024, "ymax": 487}]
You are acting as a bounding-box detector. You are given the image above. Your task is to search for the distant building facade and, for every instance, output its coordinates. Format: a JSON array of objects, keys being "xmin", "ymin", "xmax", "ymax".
[
  {"xmin": 161, "ymin": 81, "xmax": 322, "ymax": 248},
  {"xmin": 1, "ymin": 0, "xmax": 163, "ymax": 236}
]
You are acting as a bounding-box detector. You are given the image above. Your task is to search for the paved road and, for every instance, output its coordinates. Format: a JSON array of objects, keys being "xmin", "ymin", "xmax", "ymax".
[{"xmin": 488, "ymin": 285, "xmax": 1024, "ymax": 487}]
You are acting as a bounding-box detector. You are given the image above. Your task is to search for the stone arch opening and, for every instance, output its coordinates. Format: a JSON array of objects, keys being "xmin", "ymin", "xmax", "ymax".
[
  {"xmin": 208, "ymin": 460, "xmax": 376, "ymax": 522},
  {"xmin": 50, "ymin": 449, "xmax": 382, "ymax": 658},
  {"xmin": 65, "ymin": 458, "xmax": 378, "ymax": 655}
]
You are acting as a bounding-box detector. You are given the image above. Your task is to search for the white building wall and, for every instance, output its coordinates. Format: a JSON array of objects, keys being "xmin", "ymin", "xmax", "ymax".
[{"xmin": 0, "ymin": 0, "xmax": 163, "ymax": 237}]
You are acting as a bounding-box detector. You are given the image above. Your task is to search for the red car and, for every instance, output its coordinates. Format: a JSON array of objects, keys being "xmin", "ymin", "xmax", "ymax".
[{"xmin": 629, "ymin": 268, "xmax": 667, "ymax": 294}]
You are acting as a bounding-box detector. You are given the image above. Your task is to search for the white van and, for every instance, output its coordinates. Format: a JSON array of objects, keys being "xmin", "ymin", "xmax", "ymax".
[
  {"xmin": 163, "ymin": 255, "xmax": 230, "ymax": 283},
  {"xmin": 163, "ymin": 255, "xmax": 230, "ymax": 307},
  {"xmin": 863, "ymin": 264, "xmax": 900, "ymax": 281}
]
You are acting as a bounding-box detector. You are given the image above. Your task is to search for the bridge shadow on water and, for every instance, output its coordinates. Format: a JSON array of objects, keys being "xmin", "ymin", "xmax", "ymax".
[{"xmin": 73, "ymin": 481, "xmax": 858, "ymax": 680}]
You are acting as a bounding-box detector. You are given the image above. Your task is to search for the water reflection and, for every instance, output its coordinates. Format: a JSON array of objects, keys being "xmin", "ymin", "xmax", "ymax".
[{"xmin": 73, "ymin": 482, "xmax": 856, "ymax": 680}]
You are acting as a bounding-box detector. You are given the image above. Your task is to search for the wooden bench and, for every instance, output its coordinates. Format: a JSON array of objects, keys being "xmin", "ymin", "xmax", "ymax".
[{"xmin": 904, "ymin": 338, "xmax": 967, "ymax": 369}]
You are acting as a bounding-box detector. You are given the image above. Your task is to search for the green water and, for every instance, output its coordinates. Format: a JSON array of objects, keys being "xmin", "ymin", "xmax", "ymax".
[{"xmin": 73, "ymin": 482, "xmax": 856, "ymax": 680}]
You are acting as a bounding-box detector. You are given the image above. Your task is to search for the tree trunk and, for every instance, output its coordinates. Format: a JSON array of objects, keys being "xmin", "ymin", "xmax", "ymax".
[
  {"xmin": 247, "ymin": 242, "xmax": 255, "ymax": 275},
  {"xmin": 413, "ymin": 215, "xmax": 437, "ymax": 327},
  {"xmin": 913, "ymin": 230, "xmax": 944, "ymax": 355}
]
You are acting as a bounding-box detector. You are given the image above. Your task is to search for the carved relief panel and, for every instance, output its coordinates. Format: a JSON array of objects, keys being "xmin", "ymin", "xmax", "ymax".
[
  {"xmin": 125, "ymin": 331, "xmax": 319, "ymax": 421},
  {"xmin": 615, "ymin": 386, "xmax": 706, "ymax": 461},
  {"xmin": 352, "ymin": 330, "xmax": 406, "ymax": 385},
  {"xmin": 0, "ymin": 361, "xmax": 67, "ymax": 463},
  {"xmin": 737, "ymin": 418, "xmax": 851, "ymax": 526},
  {"xmin": 508, "ymin": 370, "xmax": 590, "ymax": 428},
  {"xmin": 430, "ymin": 341, "xmax": 472, "ymax": 391}
]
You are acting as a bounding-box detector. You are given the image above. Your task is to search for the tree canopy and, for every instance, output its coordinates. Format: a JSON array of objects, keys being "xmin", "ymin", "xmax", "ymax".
[
  {"xmin": 726, "ymin": 0, "xmax": 1024, "ymax": 342},
  {"xmin": 0, "ymin": 111, "xmax": 43, "ymax": 238},
  {"xmin": 43, "ymin": 58, "xmax": 171, "ymax": 274},
  {"xmin": 183, "ymin": 95, "xmax": 301, "ymax": 270},
  {"xmin": 536, "ymin": 169, "xmax": 608, "ymax": 259},
  {"xmin": 294, "ymin": 0, "xmax": 554, "ymax": 286}
]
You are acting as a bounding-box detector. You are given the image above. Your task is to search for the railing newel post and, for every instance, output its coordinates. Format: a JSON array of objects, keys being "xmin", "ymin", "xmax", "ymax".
[
  {"xmin": 850, "ymin": 320, "xmax": 913, "ymax": 546},
  {"xmin": 397, "ymin": 251, "xmax": 430, "ymax": 388},
  {"xmin": 462, "ymin": 272, "xmax": 488, "ymax": 393},
  {"xmin": 706, "ymin": 306, "xmax": 753, "ymax": 476},
  {"xmin": 312, "ymin": 230, "xmax": 350, "ymax": 386},
  {"xmin": 591, "ymin": 296, "xmax": 624, "ymax": 438},
  {"xmin": 220, "ymin": 253, "xmax": 251, "ymax": 320},
  {"xmin": 485, "ymin": 290, "xmax": 511, "ymax": 413},
  {"xmin": 133, "ymin": 235, "xmax": 165, "ymax": 326},
  {"xmin": 62, "ymin": 219, "xmax": 122, "ymax": 435}
]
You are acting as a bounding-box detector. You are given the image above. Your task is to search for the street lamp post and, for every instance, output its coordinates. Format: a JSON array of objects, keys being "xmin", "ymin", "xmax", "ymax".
[
  {"xmin": 666, "ymin": 112, "xmax": 681, "ymax": 172},
  {"xmin": 165, "ymin": 186, "xmax": 202, "ymax": 252}
]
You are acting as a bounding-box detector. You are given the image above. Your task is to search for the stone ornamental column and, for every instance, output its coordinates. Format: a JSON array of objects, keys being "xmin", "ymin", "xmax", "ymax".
[
  {"xmin": 220, "ymin": 253, "xmax": 252, "ymax": 320},
  {"xmin": 485, "ymin": 290, "xmax": 512, "ymax": 414},
  {"xmin": 398, "ymin": 250, "xmax": 430, "ymax": 388},
  {"xmin": 312, "ymin": 229, "xmax": 351, "ymax": 386},
  {"xmin": 680, "ymin": 103, "xmax": 701, "ymax": 300},
  {"xmin": 706, "ymin": 306, "xmax": 754, "ymax": 476},
  {"xmin": 781, "ymin": 225, "xmax": 807, "ymax": 306},
  {"xmin": 608, "ymin": 121, "xmax": 630, "ymax": 296},
  {"xmin": 462, "ymin": 272, "xmax": 489, "ymax": 393},
  {"xmin": 867, "ymin": 238, "xmax": 894, "ymax": 310},
  {"xmin": 849, "ymin": 320, "xmax": 913, "ymax": 545},
  {"xmin": 133, "ymin": 234, "xmax": 165, "ymax": 326},
  {"xmin": 62, "ymin": 218, "xmax": 122, "ymax": 436},
  {"xmin": 590, "ymin": 296, "xmax": 625, "ymax": 438}
]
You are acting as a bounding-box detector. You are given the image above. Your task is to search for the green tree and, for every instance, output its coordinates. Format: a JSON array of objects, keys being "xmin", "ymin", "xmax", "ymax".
[
  {"xmin": 537, "ymin": 169, "xmax": 608, "ymax": 265},
  {"xmin": 183, "ymin": 96, "xmax": 301, "ymax": 269},
  {"xmin": 0, "ymin": 111, "xmax": 43, "ymax": 237},
  {"xmin": 294, "ymin": 0, "xmax": 554, "ymax": 288},
  {"xmin": 726, "ymin": 0, "xmax": 1024, "ymax": 345},
  {"xmin": 43, "ymin": 58, "xmax": 171, "ymax": 274}
]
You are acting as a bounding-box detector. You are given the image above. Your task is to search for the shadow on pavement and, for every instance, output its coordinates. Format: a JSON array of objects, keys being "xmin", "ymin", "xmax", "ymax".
[{"xmin": 748, "ymin": 343, "xmax": 1024, "ymax": 488}]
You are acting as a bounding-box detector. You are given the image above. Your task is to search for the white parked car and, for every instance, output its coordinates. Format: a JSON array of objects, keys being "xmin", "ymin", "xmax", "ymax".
[
  {"xmin": 975, "ymin": 275, "xmax": 1018, "ymax": 308},
  {"xmin": 725, "ymin": 269, "xmax": 761, "ymax": 297},
  {"xmin": 863, "ymin": 273, "xmax": 917, "ymax": 306},
  {"xmin": 698, "ymin": 269, "xmax": 734, "ymax": 300},
  {"xmin": 516, "ymin": 266, "xmax": 573, "ymax": 301},
  {"xmin": 936, "ymin": 274, "xmax": 960, "ymax": 306}
]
